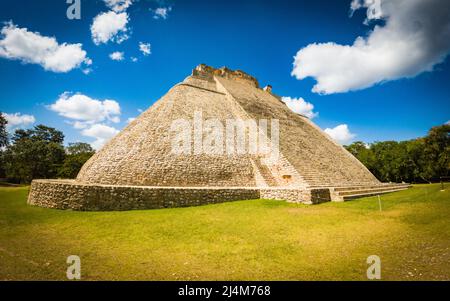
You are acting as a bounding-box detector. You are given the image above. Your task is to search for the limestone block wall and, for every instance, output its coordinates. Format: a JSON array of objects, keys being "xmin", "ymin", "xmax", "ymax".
[
  {"xmin": 28, "ymin": 180, "xmax": 325, "ymax": 211},
  {"xmin": 28, "ymin": 180, "xmax": 261, "ymax": 211},
  {"xmin": 260, "ymin": 188, "xmax": 330, "ymax": 204}
]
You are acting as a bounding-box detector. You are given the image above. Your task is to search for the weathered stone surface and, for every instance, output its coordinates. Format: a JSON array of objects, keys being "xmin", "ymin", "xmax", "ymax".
[
  {"xmin": 260, "ymin": 188, "xmax": 330, "ymax": 204},
  {"xmin": 27, "ymin": 64, "xmax": 401, "ymax": 211},
  {"xmin": 28, "ymin": 180, "xmax": 325, "ymax": 211},
  {"xmin": 28, "ymin": 180, "xmax": 261, "ymax": 211},
  {"xmin": 27, "ymin": 180, "xmax": 410, "ymax": 211},
  {"xmin": 76, "ymin": 64, "xmax": 379, "ymax": 188}
]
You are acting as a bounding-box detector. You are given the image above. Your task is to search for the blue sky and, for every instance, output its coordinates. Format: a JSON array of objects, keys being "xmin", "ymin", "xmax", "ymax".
[{"xmin": 0, "ymin": 0, "xmax": 449, "ymax": 148}]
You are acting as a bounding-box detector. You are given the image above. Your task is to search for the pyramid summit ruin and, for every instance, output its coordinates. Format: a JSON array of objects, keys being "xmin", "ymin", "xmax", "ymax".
[{"xmin": 28, "ymin": 64, "xmax": 410, "ymax": 210}]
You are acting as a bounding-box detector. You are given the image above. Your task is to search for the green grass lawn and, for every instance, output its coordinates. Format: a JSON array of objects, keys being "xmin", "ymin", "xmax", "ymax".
[{"xmin": 0, "ymin": 184, "xmax": 449, "ymax": 280}]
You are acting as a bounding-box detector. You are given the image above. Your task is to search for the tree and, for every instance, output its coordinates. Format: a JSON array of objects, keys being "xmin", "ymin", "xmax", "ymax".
[
  {"xmin": 66, "ymin": 142, "xmax": 94, "ymax": 155},
  {"xmin": 58, "ymin": 143, "xmax": 95, "ymax": 179},
  {"xmin": 405, "ymin": 138, "xmax": 427, "ymax": 182},
  {"xmin": 10, "ymin": 125, "xmax": 64, "ymax": 144},
  {"xmin": 421, "ymin": 124, "xmax": 450, "ymax": 181},
  {"xmin": 345, "ymin": 141, "xmax": 377, "ymax": 173},
  {"xmin": 0, "ymin": 112, "xmax": 8, "ymax": 148},
  {"xmin": 3, "ymin": 125, "xmax": 66, "ymax": 183},
  {"xmin": 0, "ymin": 112, "xmax": 8, "ymax": 178},
  {"xmin": 346, "ymin": 124, "xmax": 450, "ymax": 183}
]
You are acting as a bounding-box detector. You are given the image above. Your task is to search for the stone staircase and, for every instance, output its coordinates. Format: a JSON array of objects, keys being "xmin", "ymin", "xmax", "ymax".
[
  {"xmin": 299, "ymin": 170, "xmax": 335, "ymax": 187},
  {"xmin": 258, "ymin": 163, "xmax": 412, "ymax": 201},
  {"xmin": 296, "ymin": 168, "xmax": 411, "ymax": 202},
  {"xmin": 254, "ymin": 158, "xmax": 278, "ymax": 187},
  {"xmin": 328, "ymin": 183, "xmax": 411, "ymax": 201}
]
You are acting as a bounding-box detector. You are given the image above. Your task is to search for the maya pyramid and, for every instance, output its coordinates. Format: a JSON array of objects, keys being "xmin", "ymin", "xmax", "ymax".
[{"xmin": 28, "ymin": 64, "xmax": 410, "ymax": 210}]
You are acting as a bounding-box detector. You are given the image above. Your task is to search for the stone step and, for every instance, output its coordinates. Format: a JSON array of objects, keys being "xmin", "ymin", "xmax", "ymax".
[
  {"xmin": 308, "ymin": 181, "xmax": 374, "ymax": 188},
  {"xmin": 338, "ymin": 185, "xmax": 410, "ymax": 196},
  {"xmin": 301, "ymin": 173, "xmax": 324, "ymax": 175},
  {"xmin": 255, "ymin": 158, "xmax": 278, "ymax": 187},
  {"xmin": 342, "ymin": 187, "xmax": 409, "ymax": 200},
  {"xmin": 310, "ymin": 182, "xmax": 407, "ymax": 187},
  {"xmin": 303, "ymin": 178, "xmax": 331, "ymax": 184},
  {"xmin": 334, "ymin": 184, "xmax": 410, "ymax": 192}
]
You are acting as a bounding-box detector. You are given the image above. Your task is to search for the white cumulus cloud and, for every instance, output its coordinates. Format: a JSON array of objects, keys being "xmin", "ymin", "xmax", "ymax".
[
  {"xmin": 91, "ymin": 11, "xmax": 129, "ymax": 45},
  {"xmin": 281, "ymin": 96, "xmax": 318, "ymax": 119},
  {"xmin": 49, "ymin": 92, "xmax": 121, "ymax": 127},
  {"xmin": 4, "ymin": 113, "xmax": 35, "ymax": 130},
  {"xmin": 291, "ymin": 0, "xmax": 450, "ymax": 94},
  {"xmin": 139, "ymin": 42, "xmax": 151, "ymax": 55},
  {"xmin": 49, "ymin": 93, "xmax": 123, "ymax": 150},
  {"xmin": 152, "ymin": 7, "xmax": 172, "ymax": 19},
  {"xmin": 0, "ymin": 22, "xmax": 90, "ymax": 73},
  {"xmin": 109, "ymin": 51, "xmax": 124, "ymax": 61},
  {"xmin": 324, "ymin": 124, "xmax": 356, "ymax": 145},
  {"xmin": 103, "ymin": 0, "xmax": 133, "ymax": 12},
  {"xmin": 82, "ymin": 123, "xmax": 119, "ymax": 150}
]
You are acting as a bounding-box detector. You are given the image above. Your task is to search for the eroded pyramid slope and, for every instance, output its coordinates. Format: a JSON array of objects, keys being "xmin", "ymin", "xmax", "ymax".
[{"xmin": 77, "ymin": 64, "xmax": 379, "ymax": 188}]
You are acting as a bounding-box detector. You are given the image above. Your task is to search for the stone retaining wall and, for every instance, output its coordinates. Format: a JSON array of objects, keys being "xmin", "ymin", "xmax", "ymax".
[
  {"xmin": 28, "ymin": 180, "xmax": 326, "ymax": 211},
  {"xmin": 260, "ymin": 188, "xmax": 330, "ymax": 204},
  {"xmin": 28, "ymin": 180, "xmax": 261, "ymax": 211}
]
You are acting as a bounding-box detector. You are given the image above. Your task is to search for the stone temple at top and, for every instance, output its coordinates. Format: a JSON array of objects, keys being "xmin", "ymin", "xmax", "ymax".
[{"xmin": 28, "ymin": 64, "xmax": 409, "ymax": 210}]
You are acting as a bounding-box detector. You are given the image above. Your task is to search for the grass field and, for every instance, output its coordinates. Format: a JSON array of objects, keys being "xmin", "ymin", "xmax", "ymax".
[{"xmin": 0, "ymin": 184, "xmax": 449, "ymax": 280}]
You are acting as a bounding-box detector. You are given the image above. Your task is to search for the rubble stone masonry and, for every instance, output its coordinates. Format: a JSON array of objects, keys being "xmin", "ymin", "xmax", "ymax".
[{"xmin": 28, "ymin": 180, "xmax": 330, "ymax": 211}]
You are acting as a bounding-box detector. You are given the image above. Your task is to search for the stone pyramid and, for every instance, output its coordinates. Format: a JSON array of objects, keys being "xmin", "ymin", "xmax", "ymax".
[
  {"xmin": 28, "ymin": 64, "xmax": 410, "ymax": 210},
  {"xmin": 78, "ymin": 64, "xmax": 378, "ymax": 187}
]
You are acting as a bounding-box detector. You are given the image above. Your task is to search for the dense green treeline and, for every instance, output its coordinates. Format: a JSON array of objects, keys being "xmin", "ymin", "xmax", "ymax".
[
  {"xmin": 1, "ymin": 112, "xmax": 449, "ymax": 184},
  {"xmin": 0, "ymin": 112, "xmax": 94, "ymax": 183},
  {"xmin": 345, "ymin": 124, "xmax": 449, "ymax": 183}
]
